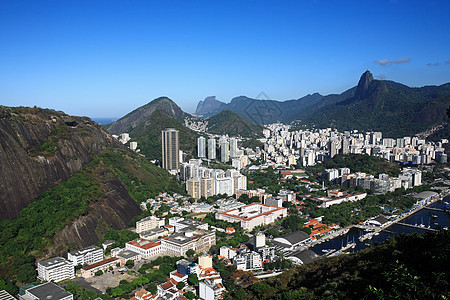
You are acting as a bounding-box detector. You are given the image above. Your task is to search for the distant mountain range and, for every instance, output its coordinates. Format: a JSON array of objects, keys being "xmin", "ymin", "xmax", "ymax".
[
  {"xmin": 104, "ymin": 98, "xmax": 264, "ymax": 160},
  {"xmin": 105, "ymin": 97, "xmax": 199, "ymax": 160},
  {"xmin": 195, "ymin": 71, "xmax": 450, "ymax": 137},
  {"xmin": 207, "ymin": 110, "xmax": 263, "ymax": 138}
]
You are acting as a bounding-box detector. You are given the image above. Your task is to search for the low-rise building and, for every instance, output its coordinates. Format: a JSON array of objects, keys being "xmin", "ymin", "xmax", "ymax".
[
  {"xmin": 67, "ymin": 245, "xmax": 103, "ymax": 267},
  {"xmin": 161, "ymin": 229, "xmax": 216, "ymax": 256},
  {"xmin": 116, "ymin": 250, "xmax": 141, "ymax": 265},
  {"xmin": 168, "ymin": 217, "xmax": 208, "ymax": 232},
  {"xmin": 273, "ymin": 230, "xmax": 312, "ymax": 252},
  {"xmin": 37, "ymin": 257, "xmax": 74, "ymax": 282},
  {"xmin": 80, "ymin": 257, "xmax": 119, "ymax": 278},
  {"xmin": 219, "ymin": 246, "xmax": 237, "ymax": 260},
  {"xmin": 19, "ymin": 282, "xmax": 73, "ymax": 300},
  {"xmin": 308, "ymin": 191, "xmax": 366, "ymax": 208},
  {"xmin": 136, "ymin": 216, "xmax": 165, "ymax": 234},
  {"xmin": 139, "ymin": 227, "xmax": 168, "ymax": 240},
  {"xmin": 199, "ymin": 279, "xmax": 225, "ymax": 300},
  {"xmin": 125, "ymin": 239, "xmax": 162, "ymax": 258},
  {"xmin": 216, "ymin": 203, "xmax": 287, "ymax": 231}
]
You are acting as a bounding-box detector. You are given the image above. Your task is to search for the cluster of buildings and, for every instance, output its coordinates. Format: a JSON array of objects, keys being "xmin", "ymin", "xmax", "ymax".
[
  {"xmin": 37, "ymin": 245, "xmax": 108, "ymax": 281},
  {"xmin": 127, "ymin": 255, "xmax": 226, "ymax": 300},
  {"xmin": 219, "ymin": 232, "xmax": 276, "ymax": 271},
  {"xmin": 323, "ymin": 167, "xmax": 422, "ymax": 193},
  {"xmin": 112, "ymin": 132, "xmax": 139, "ymax": 151},
  {"xmin": 182, "ymin": 159, "xmax": 247, "ymax": 198},
  {"xmin": 36, "ymin": 215, "xmax": 217, "ymax": 283},
  {"xmin": 259, "ymin": 124, "xmax": 448, "ymax": 168},
  {"xmin": 109, "ymin": 216, "xmax": 216, "ymax": 264}
]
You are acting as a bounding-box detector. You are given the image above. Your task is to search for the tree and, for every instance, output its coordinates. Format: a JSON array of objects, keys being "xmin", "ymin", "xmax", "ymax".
[
  {"xmin": 176, "ymin": 281, "xmax": 185, "ymax": 290},
  {"xmin": 65, "ymin": 282, "xmax": 84, "ymax": 299},
  {"xmin": 94, "ymin": 270, "xmax": 103, "ymax": 276},
  {"xmin": 188, "ymin": 273, "xmax": 199, "ymax": 285},
  {"xmin": 125, "ymin": 260, "xmax": 135, "ymax": 269},
  {"xmin": 82, "ymin": 289, "xmax": 98, "ymax": 300},
  {"xmin": 109, "ymin": 266, "xmax": 113, "ymax": 271},
  {"xmin": 186, "ymin": 249, "xmax": 195, "ymax": 259},
  {"xmin": 148, "ymin": 283, "xmax": 157, "ymax": 294},
  {"xmin": 184, "ymin": 291, "xmax": 195, "ymax": 299}
]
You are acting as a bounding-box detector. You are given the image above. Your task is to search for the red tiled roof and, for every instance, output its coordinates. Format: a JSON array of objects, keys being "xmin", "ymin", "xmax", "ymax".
[
  {"xmin": 160, "ymin": 281, "xmax": 174, "ymax": 291},
  {"xmin": 127, "ymin": 239, "xmax": 161, "ymax": 250},
  {"xmin": 172, "ymin": 271, "xmax": 185, "ymax": 278},
  {"xmin": 82, "ymin": 257, "xmax": 118, "ymax": 271}
]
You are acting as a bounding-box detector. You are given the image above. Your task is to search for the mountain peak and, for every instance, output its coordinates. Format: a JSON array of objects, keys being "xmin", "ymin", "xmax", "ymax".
[
  {"xmin": 195, "ymin": 96, "xmax": 225, "ymax": 114},
  {"xmin": 354, "ymin": 70, "xmax": 374, "ymax": 100},
  {"xmin": 105, "ymin": 96, "xmax": 186, "ymax": 134}
]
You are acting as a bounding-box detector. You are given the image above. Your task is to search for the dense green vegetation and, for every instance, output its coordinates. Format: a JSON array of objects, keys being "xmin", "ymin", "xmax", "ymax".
[
  {"xmin": 307, "ymin": 153, "xmax": 400, "ymax": 177},
  {"xmin": 240, "ymin": 138, "xmax": 264, "ymax": 150},
  {"xmin": 305, "ymin": 80, "xmax": 450, "ymax": 138},
  {"xmin": 0, "ymin": 149, "xmax": 184, "ymax": 288},
  {"xmin": 0, "ymin": 169, "xmax": 104, "ymax": 284},
  {"xmin": 246, "ymin": 168, "xmax": 281, "ymax": 195},
  {"xmin": 128, "ymin": 109, "xmax": 198, "ymax": 160},
  {"xmin": 102, "ymin": 229, "xmax": 139, "ymax": 249},
  {"xmin": 207, "ymin": 110, "xmax": 263, "ymax": 138},
  {"xmin": 95, "ymin": 150, "xmax": 185, "ymax": 203},
  {"xmin": 225, "ymin": 230, "xmax": 450, "ymax": 299}
]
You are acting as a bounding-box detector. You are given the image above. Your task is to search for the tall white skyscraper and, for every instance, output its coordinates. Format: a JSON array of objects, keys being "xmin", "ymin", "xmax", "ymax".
[
  {"xmin": 162, "ymin": 128, "xmax": 179, "ymax": 173},
  {"xmin": 219, "ymin": 137, "xmax": 229, "ymax": 163},
  {"xmin": 230, "ymin": 138, "xmax": 238, "ymax": 158},
  {"xmin": 198, "ymin": 136, "xmax": 206, "ymax": 158},
  {"xmin": 208, "ymin": 138, "xmax": 216, "ymax": 160}
]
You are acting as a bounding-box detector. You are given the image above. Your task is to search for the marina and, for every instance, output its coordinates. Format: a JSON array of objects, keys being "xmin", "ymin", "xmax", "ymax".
[{"xmin": 304, "ymin": 192, "xmax": 450, "ymax": 257}]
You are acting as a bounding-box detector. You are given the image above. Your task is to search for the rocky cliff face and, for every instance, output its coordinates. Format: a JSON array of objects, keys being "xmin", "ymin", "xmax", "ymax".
[
  {"xmin": 195, "ymin": 96, "xmax": 225, "ymax": 115},
  {"xmin": 50, "ymin": 171, "xmax": 141, "ymax": 255},
  {"xmin": 0, "ymin": 106, "xmax": 120, "ymax": 220},
  {"xmin": 354, "ymin": 70, "xmax": 374, "ymax": 101}
]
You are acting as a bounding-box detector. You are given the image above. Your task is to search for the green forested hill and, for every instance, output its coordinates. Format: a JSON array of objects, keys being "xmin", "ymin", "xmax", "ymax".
[
  {"xmin": 128, "ymin": 109, "xmax": 199, "ymax": 160},
  {"xmin": 207, "ymin": 110, "xmax": 263, "ymax": 138},
  {"xmin": 0, "ymin": 149, "xmax": 184, "ymax": 291},
  {"xmin": 225, "ymin": 231, "xmax": 450, "ymax": 299},
  {"xmin": 305, "ymin": 78, "xmax": 450, "ymax": 137},
  {"xmin": 105, "ymin": 97, "xmax": 187, "ymax": 135}
]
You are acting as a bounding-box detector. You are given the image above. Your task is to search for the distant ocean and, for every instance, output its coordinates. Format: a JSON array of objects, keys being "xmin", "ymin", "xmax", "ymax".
[{"xmin": 91, "ymin": 118, "xmax": 118, "ymax": 125}]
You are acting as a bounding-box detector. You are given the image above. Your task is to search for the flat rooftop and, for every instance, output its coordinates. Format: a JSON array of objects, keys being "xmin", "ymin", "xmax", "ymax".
[{"xmin": 26, "ymin": 282, "xmax": 72, "ymax": 300}]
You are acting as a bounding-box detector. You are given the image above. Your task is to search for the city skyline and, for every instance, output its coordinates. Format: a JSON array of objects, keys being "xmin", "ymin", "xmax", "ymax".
[{"xmin": 1, "ymin": 0, "xmax": 449, "ymax": 118}]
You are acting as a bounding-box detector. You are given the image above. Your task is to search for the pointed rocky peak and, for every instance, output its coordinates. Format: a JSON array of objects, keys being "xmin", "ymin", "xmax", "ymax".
[
  {"xmin": 195, "ymin": 96, "xmax": 225, "ymax": 114},
  {"xmin": 354, "ymin": 70, "xmax": 374, "ymax": 100}
]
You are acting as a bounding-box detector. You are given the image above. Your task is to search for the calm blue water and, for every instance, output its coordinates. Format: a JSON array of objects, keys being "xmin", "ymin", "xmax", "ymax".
[
  {"xmin": 309, "ymin": 195, "xmax": 450, "ymax": 256},
  {"xmin": 91, "ymin": 118, "xmax": 118, "ymax": 125}
]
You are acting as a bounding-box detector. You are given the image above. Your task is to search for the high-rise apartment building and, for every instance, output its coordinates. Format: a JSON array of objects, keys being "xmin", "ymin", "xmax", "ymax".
[
  {"xmin": 219, "ymin": 137, "xmax": 229, "ymax": 162},
  {"xmin": 197, "ymin": 137, "xmax": 206, "ymax": 158},
  {"xmin": 208, "ymin": 138, "xmax": 216, "ymax": 160},
  {"xmin": 162, "ymin": 128, "xmax": 179, "ymax": 173},
  {"xmin": 230, "ymin": 138, "xmax": 238, "ymax": 158}
]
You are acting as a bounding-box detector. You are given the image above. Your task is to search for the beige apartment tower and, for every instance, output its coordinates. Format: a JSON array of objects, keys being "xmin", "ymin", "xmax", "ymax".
[{"xmin": 162, "ymin": 128, "xmax": 179, "ymax": 173}]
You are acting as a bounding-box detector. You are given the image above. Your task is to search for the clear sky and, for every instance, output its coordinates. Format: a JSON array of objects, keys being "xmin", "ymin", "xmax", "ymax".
[{"xmin": 1, "ymin": 0, "xmax": 449, "ymax": 118}]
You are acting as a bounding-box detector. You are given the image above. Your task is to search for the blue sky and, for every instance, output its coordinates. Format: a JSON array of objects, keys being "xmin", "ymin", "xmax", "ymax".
[{"xmin": 1, "ymin": 0, "xmax": 449, "ymax": 117}]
